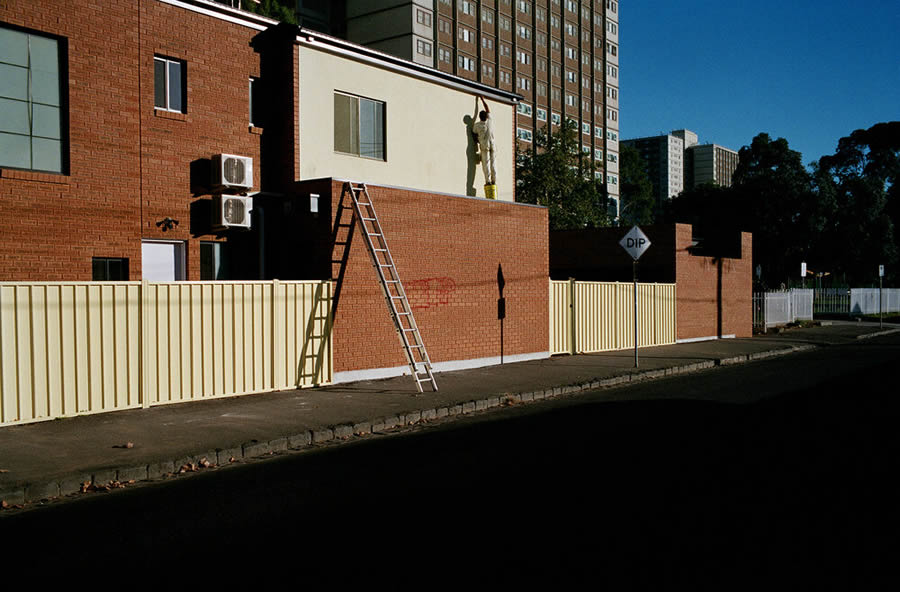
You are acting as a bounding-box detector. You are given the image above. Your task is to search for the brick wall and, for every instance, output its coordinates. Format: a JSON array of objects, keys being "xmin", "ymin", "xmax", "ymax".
[
  {"xmin": 674, "ymin": 224, "xmax": 752, "ymax": 340},
  {"xmin": 0, "ymin": 1, "xmax": 267, "ymax": 280},
  {"xmin": 0, "ymin": 1, "xmax": 141, "ymax": 280},
  {"xmin": 300, "ymin": 180, "xmax": 549, "ymax": 374}
]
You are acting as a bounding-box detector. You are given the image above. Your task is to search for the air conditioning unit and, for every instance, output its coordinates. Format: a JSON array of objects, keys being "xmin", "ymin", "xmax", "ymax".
[
  {"xmin": 212, "ymin": 194, "xmax": 253, "ymax": 230},
  {"xmin": 211, "ymin": 154, "xmax": 253, "ymax": 192}
]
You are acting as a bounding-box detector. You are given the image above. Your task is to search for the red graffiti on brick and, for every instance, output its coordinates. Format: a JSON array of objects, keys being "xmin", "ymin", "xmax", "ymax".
[{"xmin": 407, "ymin": 277, "xmax": 457, "ymax": 310}]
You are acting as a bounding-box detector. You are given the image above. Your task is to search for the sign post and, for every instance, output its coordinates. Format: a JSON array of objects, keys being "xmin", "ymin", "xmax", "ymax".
[
  {"xmin": 619, "ymin": 226, "xmax": 651, "ymax": 368},
  {"xmin": 879, "ymin": 265, "xmax": 885, "ymax": 329}
]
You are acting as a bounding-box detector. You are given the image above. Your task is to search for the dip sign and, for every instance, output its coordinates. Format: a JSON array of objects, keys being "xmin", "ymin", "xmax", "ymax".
[{"xmin": 619, "ymin": 226, "xmax": 651, "ymax": 368}]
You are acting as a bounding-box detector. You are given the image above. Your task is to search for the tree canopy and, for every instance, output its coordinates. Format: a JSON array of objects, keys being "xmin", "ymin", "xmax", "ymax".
[
  {"xmin": 618, "ymin": 144, "xmax": 655, "ymax": 226},
  {"xmin": 516, "ymin": 120, "xmax": 613, "ymax": 230},
  {"xmin": 665, "ymin": 123, "xmax": 900, "ymax": 287}
]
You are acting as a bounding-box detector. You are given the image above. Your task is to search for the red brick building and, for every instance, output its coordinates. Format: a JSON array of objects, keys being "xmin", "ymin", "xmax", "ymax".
[{"xmin": 0, "ymin": 1, "xmax": 550, "ymax": 381}]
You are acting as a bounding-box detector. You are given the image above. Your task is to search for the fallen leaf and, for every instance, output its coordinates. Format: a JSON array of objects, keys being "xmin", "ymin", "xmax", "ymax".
[
  {"xmin": 1, "ymin": 500, "xmax": 9, "ymax": 509},
  {"xmin": 0, "ymin": 469, "xmax": 9, "ymax": 473},
  {"xmin": 199, "ymin": 458, "xmax": 211, "ymax": 468}
]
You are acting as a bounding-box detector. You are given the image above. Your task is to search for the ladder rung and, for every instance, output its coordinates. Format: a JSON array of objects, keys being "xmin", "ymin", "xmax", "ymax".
[
  {"xmin": 390, "ymin": 295, "xmax": 404, "ymax": 299},
  {"xmin": 379, "ymin": 264, "xmax": 393, "ymax": 267},
  {"xmin": 409, "ymin": 344, "xmax": 424, "ymax": 349},
  {"xmin": 356, "ymin": 202, "xmax": 371, "ymax": 206},
  {"xmin": 375, "ymin": 249, "xmax": 388, "ymax": 252},
  {"xmin": 402, "ymin": 328, "xmax": 416, "ymax": 332},
  {"xmin": 368, "ymin": 233, "xmax": 382, "ymax": 237},
  {"xmin": 362, "ymin": 217, "xmax": 377, "ymax": 221},
  {"xmin": 397, "ymin": 312, "xmax": 410, "ymax": 315}
]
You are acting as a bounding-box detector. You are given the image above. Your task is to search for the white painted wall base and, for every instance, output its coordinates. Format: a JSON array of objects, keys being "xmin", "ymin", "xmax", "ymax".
[
  {"xmin": 676, "ymin": 334, "xmax": 736, "ymax": 344},
  {"xmin": 332, "ymin": 351, "xmax": 551, "ymax": 384}
]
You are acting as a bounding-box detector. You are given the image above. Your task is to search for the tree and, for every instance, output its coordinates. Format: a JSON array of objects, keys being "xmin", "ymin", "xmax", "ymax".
[
  {"xmin": 244, "ymin": 0, "xmax": 299, "ymax": 24},
  {"xmin": 815, "ymin": 122, "xmax": 900, "ymax": 284},
  {"xmin": 516, "ymin": 120, "xmax": 613, "ymax": 230},
  {"xmin": 730, "ymin": 133, "xmax": 818, "ymax": 286},
  {"xmin": 618, "ymin": 144, "xmax": 655, "ymax": 226}
]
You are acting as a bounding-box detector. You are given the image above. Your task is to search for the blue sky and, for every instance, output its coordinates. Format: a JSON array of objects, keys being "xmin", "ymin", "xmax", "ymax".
[{"xmin": 621, "ymin": 0, "xmax": 899, "ymax": 167}]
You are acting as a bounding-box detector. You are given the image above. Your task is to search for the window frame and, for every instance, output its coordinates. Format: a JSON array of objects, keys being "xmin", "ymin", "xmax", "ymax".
[
  {"xmin": 154, "ymin": 55, "xmax": 186, "ymax": 113},
  {"xmin": 0, "ymin": 24, "xmax": 68, "ymax": 174},
  {"xmin": 333, "ymin": 91, "xmax": 387, "ymax": 161}
]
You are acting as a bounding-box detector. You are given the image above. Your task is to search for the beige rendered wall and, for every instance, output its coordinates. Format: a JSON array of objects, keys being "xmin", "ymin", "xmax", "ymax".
[{"xmin": 298, "ymin": 45, "xmax": 515, "ymax": 201}]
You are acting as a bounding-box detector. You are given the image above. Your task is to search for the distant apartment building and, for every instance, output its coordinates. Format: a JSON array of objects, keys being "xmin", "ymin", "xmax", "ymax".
[
  {"xmin": 291, "ymin": 0, "xmax": 622, "ymax": 214},
  {"xmin": 622, "ymin": 129, "xmax": 739, "ymax": 205}
]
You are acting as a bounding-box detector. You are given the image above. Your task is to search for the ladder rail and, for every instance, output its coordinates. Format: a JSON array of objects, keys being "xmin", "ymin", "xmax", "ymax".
[{"xmin": 344, "ymin": 182, "xmax": 438, "ymax": 393}]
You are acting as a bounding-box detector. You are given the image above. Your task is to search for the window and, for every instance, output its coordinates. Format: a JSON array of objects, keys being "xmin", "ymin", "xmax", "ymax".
[
  {"xmin": 482, "ymin": 37, "xmax": 493, "ymax": 50},
  {"xmin": 537, "ymin": 32, "xmax": 547, "ymax": 47},
  {"xmin": 582, "ymin": 122, "xmax": 590, "ymax": 134},
  {"xmin": 607, "ymin": 152, "xmax": 618, "ymax": 163},
  {"xmin": 499, "ymin": 43, "xmax": 511, "ymax": 57},
  {"xmin": 607, "ymin": 108, "xmax": 618, "ymax": 122},
  {"xmin": 517, "ymin": 51, "xmax": 530, "ymax": 65},
  {"xmin": 566, "ymin": 94, "xmax": 576, "ymax": 107},
  {"xmin": 518, "ymin": 25, "xmax": 532, "ymax": 40},
  {"xmin": 334, "ymin": 92, "xmax": 385, "ymax": 160},
  {"xmin": 582, "ymin": 145, "xmax": 590, "ymax": 155},
  {"xmin": 595, "ymin": 126, "xmax": 603, "ymax": 138},
  {"xmin": 537, "ymin": 82, "xmax": 547, "ymax": 97},
  {"xmin": 608, "ymin": 64, "xmax": 618, "ymax": 78},
  {"xmin": 439, "ymin": 47, "xmax": 451, "ymax": 63},
  {"xmin": 607, "ymin": 20, "xmax": 617, "ymax": 35},
  {"xmin": 417, "ymin": 39, "xmax": 432, "ymax": 57},
  {"xmin": 439, "ymin": 18, "xmax": 451, "ymax": 34},
  {"xmin": 551, "ymin": 112, "xmax": 561, "ymax": 125},
  {"xmin": 459, "ymin": 27, "xmax": 472, "ymax": 43},
  {"xmin": 565, "ymin": 46, "xmax": 576, "ymax": 60},
  {"xmin": 416, "ymin": 9, "xmax": 432, "ymax": 27},
  {"xmin": 537, "ymin": 108, "xmax": 547, "ymax": 122},
  {"xmin": 607, "ymin": 42, "xmax": 618, "ymax": 57},
  {"xmin": 607, "ymin": 1, "xmax": 618, "ymax": 14},
  {"xmin": 536, "ymin": 7, "xmax": 546, "ymax": 22},
  {"xmin": 607, "ymin": 173, "xmax": 618, "ymax": 185},
  {"xmin": 550, "ymin": 15, "xmax": 560, "ymax": 28},
  {"xmin": 517, "ymin": 77, "xmax": 530, "ymax": 91},
  {"xmin": 0, "ymin": 26, "xmax": 65, "ymax": 173},
  {"xmin": 249, "ymin": 77, "xmax": 262, "ymax": 127},
  {"xmin": 200, "ymin": 243, "xmax": 230, "ymax": 280},
  {"xmin": 566, "ymin": 70, "xmax": 576, "ymax": 83},
  {"xmin": 460, "ymin": 1, "xmax": 475, "ymax": 16},
  {"xmin": 607, "ymin": 86, "xmax": 618, "ymax": 100},
  {"xmin": 482, "ymin": 63, "xmax": 494, "ymax": 78},
  {"xmin": 500, "ymin": 70, "xmax": 511, "ymax": 84},
  {"xmin": 517, "ymin": 1, "xmax": 531, "ymax": 15},
  {"xmin": 517, "ymin": 103, "xmax": 533, "ymax": 116},
  {"xmin": 517, "ymin": 128, "xmax": 533, "ymax": 143},
  {"xmin": 154, "ymin": 55, "xmax": 186, "ymax": 113},
  {"xmin": 500, "ymin": 16, "xmax": 511, "ymax": 31},
  {"xmin": 92, "ymin": 257, "xmax": 129, "ymax": 281},
  {"xmin": 458, "ymin": 55, "xmax": 475, "ymax": 71},
  {"xmin": 566, "ymin": 0, "xmax": 577, "ymax": 12},
  {"xmin": 565, "ymin": 21, "xmax": 576, "ymax": 36},
  {"xmin": 594, "ymin": 148, "xmax": 603, "ymax": 161},
  {"xmin": 607, "ymin": 130, "xmax": 618, "ymax": 141},
  {"xmin": 482, "ymin": 9, "xmax": 494, "ymax": 24},
  {"xmin": 551, "ymin": 87, "xmax": 561, "ymax": 101}
]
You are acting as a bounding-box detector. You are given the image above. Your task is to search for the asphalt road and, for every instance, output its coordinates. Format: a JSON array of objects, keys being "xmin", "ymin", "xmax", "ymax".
[{"xmin": 4, "ymin": 334, "xmax": 899, "ymax": 583}]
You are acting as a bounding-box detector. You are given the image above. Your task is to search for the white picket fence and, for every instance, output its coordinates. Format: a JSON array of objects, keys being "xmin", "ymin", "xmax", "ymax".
[
  {"xmin": 753, "ymin": 289, "xmax": 813, "ymax": 329},
  {"xmin": 849, "ymin": 288, "xmax": 900, "ymax": 315}
]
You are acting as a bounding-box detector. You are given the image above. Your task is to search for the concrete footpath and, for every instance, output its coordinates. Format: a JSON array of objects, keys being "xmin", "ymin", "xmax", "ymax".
[{"xmin": 2, "ymin": 321, "xmax": 897, "ymax": 509}]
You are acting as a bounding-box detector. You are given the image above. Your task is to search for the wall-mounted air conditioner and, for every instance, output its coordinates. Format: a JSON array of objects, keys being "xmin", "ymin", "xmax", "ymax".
[
  {"xmin": 211, "ymin": 153, "xmax": 253, "ymax": 192},
  {"xmin": 212, "ymin": 194, "xmax": 253, "ymax": 230}
]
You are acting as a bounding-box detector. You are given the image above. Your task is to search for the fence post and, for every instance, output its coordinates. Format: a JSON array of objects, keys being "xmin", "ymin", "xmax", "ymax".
[
  {"xmin": 140, "ymin": 279, "xmax": 150, "ymax": 409},
  {"xmin": 568, "ymin": 277, "xmax": 576, "ymax": 355},
  {"xmin": 272, "ymin": 279, "xmax": 284, "ymax": 389}
]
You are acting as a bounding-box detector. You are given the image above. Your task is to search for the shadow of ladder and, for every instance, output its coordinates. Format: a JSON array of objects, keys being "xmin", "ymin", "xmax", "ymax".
[
  {"xmin": 296, "ymin": 280, "xmax": 332, "ymax": 386},
  {"xmin": 342, "ymin": 182, "xmax": 438, "ymax": 393}
]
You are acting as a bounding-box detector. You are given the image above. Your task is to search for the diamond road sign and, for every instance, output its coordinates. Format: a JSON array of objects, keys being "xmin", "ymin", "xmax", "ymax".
[{"xmin": 619, "ymin": 225, "xmax": 651, "ymax": 260}]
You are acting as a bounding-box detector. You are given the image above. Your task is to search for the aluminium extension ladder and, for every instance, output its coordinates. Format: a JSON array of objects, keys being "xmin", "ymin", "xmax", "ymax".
[{"xmin": 344, "ymin": 182, "xmax": 438, "ymax": 393}]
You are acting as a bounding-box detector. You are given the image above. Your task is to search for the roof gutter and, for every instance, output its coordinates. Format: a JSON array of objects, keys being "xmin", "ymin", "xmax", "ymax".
[{"xmin": 296, "ymin": 28, "xmax": 522, "ymax": 105}]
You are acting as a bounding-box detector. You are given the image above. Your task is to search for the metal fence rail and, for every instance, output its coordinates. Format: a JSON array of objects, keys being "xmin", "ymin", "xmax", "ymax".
[
  {"xmin": 752, "ymin": 289, "xmax": 813, "ymax": 330},
  {"xmin": 0, "ymin": 280, "xmax": 332, "ymax": 426}
]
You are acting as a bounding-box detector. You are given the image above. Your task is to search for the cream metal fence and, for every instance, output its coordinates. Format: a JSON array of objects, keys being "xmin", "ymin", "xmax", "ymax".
[
  {"xmin": 549, "ymin": 280, "xmax": 676, "ymax": 355},
  {"xmin": 0, "ymin": 280, "xmax": 332, "ymax": 426}
]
